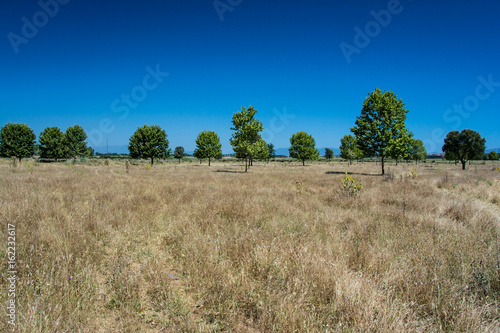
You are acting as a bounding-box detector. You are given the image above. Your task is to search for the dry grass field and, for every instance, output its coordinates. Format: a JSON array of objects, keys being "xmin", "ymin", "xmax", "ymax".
[{"xmin": 1, "ymin": 158, "xmax": 500, "ymax": 332}]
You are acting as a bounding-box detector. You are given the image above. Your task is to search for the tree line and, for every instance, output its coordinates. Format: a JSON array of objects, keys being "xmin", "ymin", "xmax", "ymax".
[
  {"xmin": 0, "ymin": 124, "xmax": 93, "ymax": 161},
  {"xmin": 1, "ymin": 89, "xmax": 492, "ymax": 173}
]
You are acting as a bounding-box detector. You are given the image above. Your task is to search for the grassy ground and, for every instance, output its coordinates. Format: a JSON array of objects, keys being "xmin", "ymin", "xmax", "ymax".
[{"xmin": 1, "ymin": 159, "xmax": 500, "ymax": 332}]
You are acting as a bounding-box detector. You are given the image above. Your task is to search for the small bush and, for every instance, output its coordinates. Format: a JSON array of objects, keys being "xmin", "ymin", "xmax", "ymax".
[
  {"xmin": 340, "ymin": 172, "xmax": 362, "ymax": 197},
  {"xmin": 410, "ymin": 168, "xmax": 417, "ymax": 179}
]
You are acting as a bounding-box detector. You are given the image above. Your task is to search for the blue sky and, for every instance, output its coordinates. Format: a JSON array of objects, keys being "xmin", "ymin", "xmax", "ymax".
[{"xmin": 1, "ymin": 0, "xmax": 499, "ymax": 154}]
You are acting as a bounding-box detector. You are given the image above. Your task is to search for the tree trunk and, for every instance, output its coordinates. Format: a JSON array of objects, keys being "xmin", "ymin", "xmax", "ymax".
[
  {"xmin": 381, "ymin": 156, "xmax": 385, "ymax": 175},
  {"xmin": 245, "ymin": 158, "xmax": 248, "ymax": 172},
  {"xmin": 151, "ymin": 157, "xmax": 154, "ymax": 165},
  {"xmin": 178, "ymin": 158, "xmax": 180, "ymax": 164},
  {"xmin": 209, "ymin": 158, "xmax": 211, "ymax": 166},
  {"xmin": 200, "ymin": 159, "xmax": 202, "ymax": 164},
  {"xmin": 302, "ymin": 159, "xmax": 305, "ymax": 166},
  {"xmin": 461, "ymin": 160, "xmax": 466, "ymax": 170}
]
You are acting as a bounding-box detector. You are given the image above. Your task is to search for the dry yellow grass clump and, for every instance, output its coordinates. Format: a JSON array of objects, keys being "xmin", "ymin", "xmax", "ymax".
[{"xmin": 1, "ymin": 159, "xmax": 500, "ymax": 332}]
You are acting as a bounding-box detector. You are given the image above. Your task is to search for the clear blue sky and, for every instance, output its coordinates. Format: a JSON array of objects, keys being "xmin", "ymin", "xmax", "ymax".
[{"xmin": 1, "ymin": 0, "xmax": 499, "ymax": 154}]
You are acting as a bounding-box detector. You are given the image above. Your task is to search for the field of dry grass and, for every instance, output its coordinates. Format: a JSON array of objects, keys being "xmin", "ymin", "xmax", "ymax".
[{"xmin": 1, "ymin": 158, "xmax": 500, "ymax": 332}]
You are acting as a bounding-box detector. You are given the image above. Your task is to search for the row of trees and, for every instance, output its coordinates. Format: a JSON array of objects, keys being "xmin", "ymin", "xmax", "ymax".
[
  {"xmin": 1, "ymin": 89, "xmax": 490, "ymax": 173},
  {"xmin": 0, "ymin": 123, "xmax": 93, "ymax": 161},
  {"xmin": 339, "ymin": 89, "xmax": 487, "ymax": 173}
]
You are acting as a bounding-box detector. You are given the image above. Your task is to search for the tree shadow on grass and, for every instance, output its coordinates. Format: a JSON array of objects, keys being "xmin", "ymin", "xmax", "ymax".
[
  {"xmin": 212, "ymin": 169, "xmax": 246, "ymax": 174},
  {"xmin": 326, "ymin": 171, "xmax": 382, "ymax": 177}
]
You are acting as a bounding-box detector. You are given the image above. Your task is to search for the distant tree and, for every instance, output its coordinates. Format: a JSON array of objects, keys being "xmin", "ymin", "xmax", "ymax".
[
  {"xmin": 488, "ymin": 151, "xmax": 498, "ymax": 160},
  {"xmin": 86, "ymin": 146, "xmax": 95, "ymax": 157},
  {"xmin": 324, "ymin": 148, "xmax": 334, "ymax": 161},
  {"xmin": 444, "ymin": 151, "xmax": 459, "ymax": 165},
  {"xmin": 407, "ymin": 138, "xmax": 427, "ymax": 164},
  {"xmin": 388, "ymin": 131, "xmax": 413, "ymax": 165},
  {"xmin": 174, "ymin": 146, "xmax": 184, "ymax": 163},
  {"xmin": 339, "ymin": 134, "xmax": 362, "ymax": 165},
  {"xmin": 194, "ymin": 130, "xmax": 222, "ymax": 166},
  {"xmin": 230, "ymin": 106, "xmax": 264, "ymax": 172},
  {"xmin": 0, "ymin": 123, "xmax": 36, "ymax": 161},
  {"xmin": 289, "ymin": 131, "xmax": 319, "ymax": 166},
  {"xmin": 267, "ymin": 143, "xmax": 276, "ymax": 161},
  {"xmin": 65, "ymin": 125, "xmax": 88, "ymax": 158},
  {"xmin": 351, "ymin": 88, "xmax": 411, "ymax": 175},
  {"xmin": 216, "ymin": 150, "xmax": 223, "ymax": 160},
  {"xmin": 250, "ymin": 137, "xmax": 269, "ymax": 161},
  {"xmin": 128, "ymin": 124, "xmax": 170, "ymax": 165},
  {"xmin": 39, "ymin": 127, "xmax": 66, "ymax": 160},
  {"xmin": 442, "ymin": 129, "xmax": 486, "ymax": 170}
]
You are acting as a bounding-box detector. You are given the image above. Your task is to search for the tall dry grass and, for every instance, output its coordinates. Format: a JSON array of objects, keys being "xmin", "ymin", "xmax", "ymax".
[{"xmin": 1, "ymin": 159, "xmax": 499, "ymax": 332}]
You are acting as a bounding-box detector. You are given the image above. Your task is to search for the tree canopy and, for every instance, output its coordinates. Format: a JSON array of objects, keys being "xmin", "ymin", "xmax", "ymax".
[
  {"xmin": 324, "ymin": 148, "xmax": 334, "ymax": 161},
  {"xmin": 339, "ymin": 134, "xmax": 362, "ymax": 164},
  {"xmin": 289, "ymin": 131, "xmax": 319, "ymax": 166},
  {"xmin": 65, "ymin": 125, "xmax": 89, "ymax": 158},
  {"xmin": 174, "ymin": 146, "xmax": 184, "ymax": 163},
  {"xmin": 229, "ymin": 106, "xmax": 264, "ymax": 172},
  {"xmin": 0, "ymin": 123, "xmax": 36, "ymax": 161},
  {"xmin": 442, "ymin": 129, "xmax": 486, "ymax": 170},
  {"xmin": 39, "ymin": 127, "xmax": 67, "ymax": 160},
  {"xmin": 128, "ymin": 124, "xmax": 170, "ymax": 165},
  {"xmin": 351, "ymin": 88, "xmax": 411, "ymax": 174},
  {"xmin": 249, "ymin": 137, "xmax": 269, "ymax": 161},
  {"xmin": 488, "ymin": 151, "xmax": 498, "ymax": 160},
  {"xmin": 194, "ymin": 130, "xmax": 222, "ymax": 166},
  {"xmin": 407, "ymin": 138, "xmax": 427, "ymax": 164},
  {"xmin": 267, "ymin": 143, "xmax": 276, "ymax": 161}
]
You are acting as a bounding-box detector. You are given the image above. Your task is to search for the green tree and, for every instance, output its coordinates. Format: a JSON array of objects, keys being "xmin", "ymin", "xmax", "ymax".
[
  {"xmin": 488, "ymin": 151, "xmax": 498, "ymax": 160},
  {"xmin": 194, "ymin": 130, "xmax": 222, "ymax": 166},
  {"xmin": 324, "ymin": 148, "xmax": 334, "ymax": 161},
  {"xmin": 230, "ymin": 106, "xmax": 264, "ymax": 172},
  {"xmin": 39, "ymin": 127, "xmax": 66, "ymax": 160},
  {"xmin": 267, "ymin": 143, "xmax": 276, "ymax": 161},
  {"xmin": 407, "ymin": 138, "xmax": 427, "ymax": 164},
  {"xmin": 0, "ymin": 123, "xmax": 36, "ymax": 161},
  {"xmin": 65, "ymin": 125, "xmax": 88, "ymax": 158},
  {"xmin": 442, "ymin": 129, "xmax": 486, "ymax": 170},
  {"xmin": 444, "ymin": 150, "xmax": 459, "ymax": 165},
  {"xmin": 289, "ymin": 131, "xmax": 319, "ymax": 166},
  {"xmin": 339, "ymin": 134, "xmax": 362, "ymax": 165},
  {"xmin": 250, "ymin": 137, "xmax": 269, "ymax": 161},
  {"xmin": 387, "ymin": 131, "xmax": 413, "ymax": 165},
  {"xmin": 86, "ymin": 146, "xmax": 95, "ymax": 157},
  {"xmin": 128, "ymin": 125, "xmax": 170, "ymax": 165},
  {"xmin": 351, "ymin": 88, "xmax": 411, "ymax": 175},
  {"xmin": 174, "ymin": 146, "xmax": 184, "ymax": 163}
]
